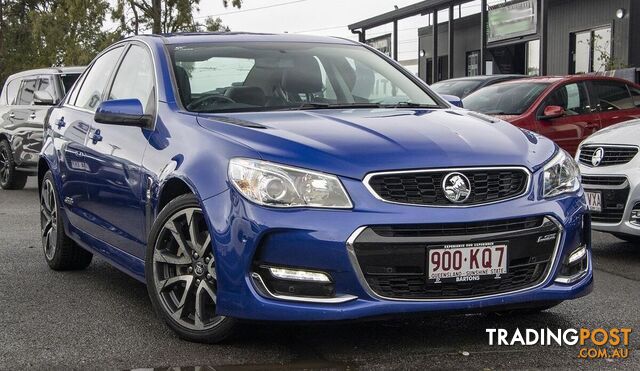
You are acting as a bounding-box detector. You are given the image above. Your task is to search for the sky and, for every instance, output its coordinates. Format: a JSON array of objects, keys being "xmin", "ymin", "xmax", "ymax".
[{"xmin": 197, "ymin": 0, "xmax": 420, "ymax": 38}]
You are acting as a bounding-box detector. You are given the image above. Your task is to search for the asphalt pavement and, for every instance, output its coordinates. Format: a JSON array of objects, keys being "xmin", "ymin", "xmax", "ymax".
[{"xmin": 0, "ymin": 179, "xmax": 638, "ymax": 370}]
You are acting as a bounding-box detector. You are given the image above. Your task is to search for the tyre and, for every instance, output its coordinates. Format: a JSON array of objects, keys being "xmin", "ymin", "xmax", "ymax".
[
  {"xmin": 0, "ymin": 139, "xmax": 28, "ymax": 190},
  {"xmin": 612, "ymin": 233, "xmax": 640, "ymax": 244},
  {"xmin": 40, "ymin": 171, "xmax": 93, "ymax": 270},
  {"xmin": 146, "ymin": 194, "xmax": 235, "ymax": 343}
]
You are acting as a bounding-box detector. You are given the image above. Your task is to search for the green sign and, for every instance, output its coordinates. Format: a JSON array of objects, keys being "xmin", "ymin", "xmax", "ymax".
[{"xmin": 488, "ymin": 0, "xmax": 537, "ymax": 43}]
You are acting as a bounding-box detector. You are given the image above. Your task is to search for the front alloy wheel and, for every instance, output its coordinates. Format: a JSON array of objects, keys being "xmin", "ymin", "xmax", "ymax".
[{"xmin": 146, "ymin": 194, "xmax": 235, "ymax": 343}]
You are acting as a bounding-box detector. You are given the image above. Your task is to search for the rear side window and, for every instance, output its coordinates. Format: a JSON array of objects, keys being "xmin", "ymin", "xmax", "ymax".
[
  {"xmin": 542, "ymin": 83, "xmax": 591, "ymax": 115},
  {"xmin": 3, "ymin": 78, "xmax": 20, "ymax": 105},
  {"xmin": 37, "ymin": 75, "xmax": 58, "ymax": 102},
  {"xmin": 15, "ymin": 77, "xmax": 39, "ymax": 105},
  {"xmin": 74, "ymin": 46, "xmax": 124, "ymax": 111},
  {"xmin": 593, "ymin": 80, "xmax": 634, "ymax": 111}
]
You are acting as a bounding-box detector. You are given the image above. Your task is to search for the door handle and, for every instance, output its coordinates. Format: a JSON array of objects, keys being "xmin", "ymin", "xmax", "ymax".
[
  {"xmin": 9, "ymin": 112, "xmax": 15, "ymax": 118},
  {"xmin": 56, "ymin": 117, "xmax": 66, "ymax": 129},
  {"xmin": 29, "ymin": 113, "xmax": 36, "ymax": 120},
  {"xmin": 91, "ymin": 129, "xmax": 103, "ymax": 144}
]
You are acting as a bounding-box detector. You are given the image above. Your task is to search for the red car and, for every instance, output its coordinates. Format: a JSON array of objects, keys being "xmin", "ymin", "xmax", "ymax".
[{"xmin": 462, "ymin": 75, "xmax": 640, "ymax": 154}]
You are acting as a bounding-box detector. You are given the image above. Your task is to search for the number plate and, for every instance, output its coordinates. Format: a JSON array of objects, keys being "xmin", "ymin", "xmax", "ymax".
[
  {"xmin": 428, "ymin": 242, "xmax": 507, "ymax": 281},
  {"xmin": 585, "ymin": 191, "xmax": 602, "ymax": 213}
]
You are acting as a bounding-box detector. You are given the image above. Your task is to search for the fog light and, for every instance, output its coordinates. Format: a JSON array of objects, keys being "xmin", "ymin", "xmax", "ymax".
[
  {"xmin": 630, "ymin": 204, "xmax": 640, "ymax": 225},
  {"xmin": 268, "ymin": 267, "xmax": 331, "ymax": 283},
  {"xmin": 567, "ymin": 245, "xmax": 587, "ymax": 264},
  {"xmin": 555, "ymin": 244, "xmax": 589, "ymax": 284}
]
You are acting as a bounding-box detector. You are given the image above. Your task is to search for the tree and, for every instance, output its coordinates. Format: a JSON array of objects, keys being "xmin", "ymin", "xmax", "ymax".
[
  {"xmin": 113, "ymin": 0, "xmax": 241, "ymax": 35},
  {"xmin": 0, "ymin": 0, "xmax": 117, "ymax": 82}
]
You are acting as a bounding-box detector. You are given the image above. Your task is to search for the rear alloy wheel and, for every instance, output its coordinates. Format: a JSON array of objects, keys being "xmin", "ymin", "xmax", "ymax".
[
  {"xmin": 146, "ymin": 194, "xmax": 235, "ymax": 343},
  {"xmin": 40, "ymin": 171, "xmax": 93, "ymax": 270},
  {"xmin": 0, "ymin": 139, "xmax": 28, "ymax": 190}
]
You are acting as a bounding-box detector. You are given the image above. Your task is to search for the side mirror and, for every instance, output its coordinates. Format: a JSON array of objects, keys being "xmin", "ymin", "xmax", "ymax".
[
  {"xmin": 539, "ymin": 105, "xmax": 565, "ymax": 120},
  {"xmin": 94, "ymin": 99, "xmax": 150, "ymax": 127},
  {"xmin": 440, "ymin": 94, "xmax": 463, "ymax": 108},
  {"xmin": 33, "ymin": 90, "xmax": 54, "ymax": 105}
]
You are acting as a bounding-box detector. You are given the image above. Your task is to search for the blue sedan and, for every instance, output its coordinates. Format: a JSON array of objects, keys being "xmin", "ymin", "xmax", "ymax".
[{"xmin": 39, "ymin": 33, "xmax": 592, "ymax": 343}]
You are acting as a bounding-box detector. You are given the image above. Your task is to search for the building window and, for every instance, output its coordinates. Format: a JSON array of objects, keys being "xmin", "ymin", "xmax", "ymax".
[
  {"xmin": 526, "ymin": 39, "xmax": 540, "ymax": 75},
  {"xmin": 466, "ymin": 50, "xmax": 480, "ymax": 76},
  {"xmin": 571, "ymin": 26, "xmax": 612, "ymax": 74}
]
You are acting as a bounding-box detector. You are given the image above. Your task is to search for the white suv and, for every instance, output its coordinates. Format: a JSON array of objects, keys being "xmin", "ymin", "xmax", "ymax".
[{"xmin": 576, "ymin": 119, "xmax": 640, "ymax": 243}]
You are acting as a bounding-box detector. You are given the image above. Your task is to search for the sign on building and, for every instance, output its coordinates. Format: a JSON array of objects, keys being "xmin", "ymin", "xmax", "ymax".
[
  {"xmin": 487, "ymin": 0, "xmax": 537, "ymax": 43},
  {"xmin": 366, "ymin": 34, "xmax": 392, "ymax": 58}
]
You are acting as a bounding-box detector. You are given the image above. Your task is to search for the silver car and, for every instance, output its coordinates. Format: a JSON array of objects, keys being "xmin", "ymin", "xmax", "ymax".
[{"xmin": 576, "ymin": 119, "xmax": 640, "ymax": 242}]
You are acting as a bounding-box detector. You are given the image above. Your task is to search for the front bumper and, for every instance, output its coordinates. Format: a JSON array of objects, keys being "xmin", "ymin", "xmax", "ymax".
[
  {"xmin": 578, "ymin": 162, "xmax": 640, "ymax": 237},
  {"xmin": 203, "ymin": 176, "xmax": 592, "ymax": 322}
]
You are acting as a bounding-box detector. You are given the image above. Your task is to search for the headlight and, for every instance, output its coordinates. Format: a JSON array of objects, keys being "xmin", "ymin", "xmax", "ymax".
[
  {"xmin": 228, "ymin": 158, "xmax": 353, "ymax": 208},
  {"xmin": 543, "ymin": 149, "xmax": 581, "ymax": 198}
]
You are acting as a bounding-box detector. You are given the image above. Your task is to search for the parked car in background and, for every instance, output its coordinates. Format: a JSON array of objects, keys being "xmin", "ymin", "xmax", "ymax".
[
  {"xmin": 463, "ymin": 76, "xmax": 640, "ymax": 155},
  {"xmin": 39, "ymin": 33, "xmax": 591, "ymax": 343},
  {"xmin": 0, "ymin": 67, "xmax": 83, "ymax": 189},
  {"xmin": 576, "ymin": 119, "xmax": 640, "ymax": 242},
  {"xmin": 430, "ymin": 74, "xmax": 525, "ymax": 99}
]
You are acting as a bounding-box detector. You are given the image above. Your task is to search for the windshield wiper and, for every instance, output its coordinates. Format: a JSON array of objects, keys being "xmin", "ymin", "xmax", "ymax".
[{"xmin": 384, "ymin": 102, "xmax": 441, "ymax": 108}]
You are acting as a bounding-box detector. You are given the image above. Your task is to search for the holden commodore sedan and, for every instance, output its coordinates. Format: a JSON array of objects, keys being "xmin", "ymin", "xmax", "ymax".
[
  {"xmin": 39, "ymin": 33, "xmax": 592, "ymax": 343},
  {"xmin": 576, "ymin": 119, "xmax": 640, "ymax": 242}
]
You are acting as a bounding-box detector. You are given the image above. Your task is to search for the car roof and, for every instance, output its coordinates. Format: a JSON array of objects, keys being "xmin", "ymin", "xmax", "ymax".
[
  {"xmin": 134, "ymin": 32, "xmax": 359, "ymax": 46},
  {"xmin": 8, "ymin": 66, "xmax": 85, "ymax": 80},
  {"xmin": 432, "ymin": 74, "xmax": 525, "ymax": 83},
  {"xmin": 497, "ymin": 74, "xmax": 638, "ymax": 85}
]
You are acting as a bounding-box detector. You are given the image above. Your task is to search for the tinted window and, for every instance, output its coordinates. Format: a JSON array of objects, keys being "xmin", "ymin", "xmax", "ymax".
[
  {"xmin": 627, "ymin": 85, "xmax": 640, "ymax": 108},
  {"xmin": 169, "ymin": 42, "xmax": 440, "ymax": 113},
  {"xmin": 60, "ymin": 73, "xmax": 81, "ymax": 95},
  {"xmin": 74, "ymin": 47, "xmax": 123, "ymax": 111},
  {"xmin": 542, "ymin": 83, "xmax": 591, "ymax": 115},
  {"xmin": 109, "ymin": 45, "xmax": 155, "ymax": 113},
  {"xmin": 431, "ymin": 80, "xmax": 481, "ymax": 99},
  {"xmin": 15, "ymin": 77, "xmax": 39, "ymax": 105},
  {"xmin": 463, "ymin": 82, "xmax": 549, "ymax": 115},
  {"xmin": 3, "ymin": 78, "xmax": 20, "ymax": 105},
  {"xmin": 593, "ymin": 81, "xmax": 634, "ymax": 111}
]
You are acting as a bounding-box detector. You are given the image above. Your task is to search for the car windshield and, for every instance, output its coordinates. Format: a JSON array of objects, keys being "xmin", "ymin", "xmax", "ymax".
[
  {"xmin": 169, "ymin": 42, "xmax": 441, "ymax": 113},
  {"xmin": 431, "ymin": 79, "xmax": 482, "ymax": 98},
  {"xmin": 463, "ymin": 82, "xmax": 549, "ymax": 115}
]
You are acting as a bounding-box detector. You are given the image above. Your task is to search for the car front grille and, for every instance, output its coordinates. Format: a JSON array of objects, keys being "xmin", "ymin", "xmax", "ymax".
[
  {"xmin": 366, "ymin": 168, "xmax": 529, "ymax": 206},
  {"xmin": 349, "ymin": 216, "xmax": 559, "ymax": 300},
  {"xmin": 582, "ymin": 175, "xmax": 630, "ymax": 224},
  {"xmin": 578, "ymin": 145, "xmax": 638, "ymax": 167}
]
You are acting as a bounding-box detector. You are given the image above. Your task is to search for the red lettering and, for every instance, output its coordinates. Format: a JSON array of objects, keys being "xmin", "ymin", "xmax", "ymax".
[
  {"xmin": 470, "ymin": 249, "xmax": 479, "ymax": 269},
  {"xmin": 495, "ymin": 246, "xmax": 505, "ymax": 266},
  {"xmin": 453, "ymin": 250, "xmax": 462, "ymax": 270},
  {"xmin": 431, "ymin": 252, "xmax": 441, "ymax": 271},
  {"xmin": 482, "ymin": 248, "xmax": 492, "ymax": 268}
]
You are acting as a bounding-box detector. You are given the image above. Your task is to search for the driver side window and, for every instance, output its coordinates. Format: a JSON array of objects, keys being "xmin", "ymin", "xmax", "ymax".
[
  {"xmin": 543, "ymin": 83, "xmax": 591, "ymax": 116},
  {"xmin": 108, "ymin": 44, "xmax": 156, "ymax": 114}
]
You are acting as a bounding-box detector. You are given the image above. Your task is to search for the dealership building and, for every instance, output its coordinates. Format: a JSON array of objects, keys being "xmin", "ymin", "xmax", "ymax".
[{"xmin": 349, "ymin": 0, "xmax": 640, "ymax": 84}]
